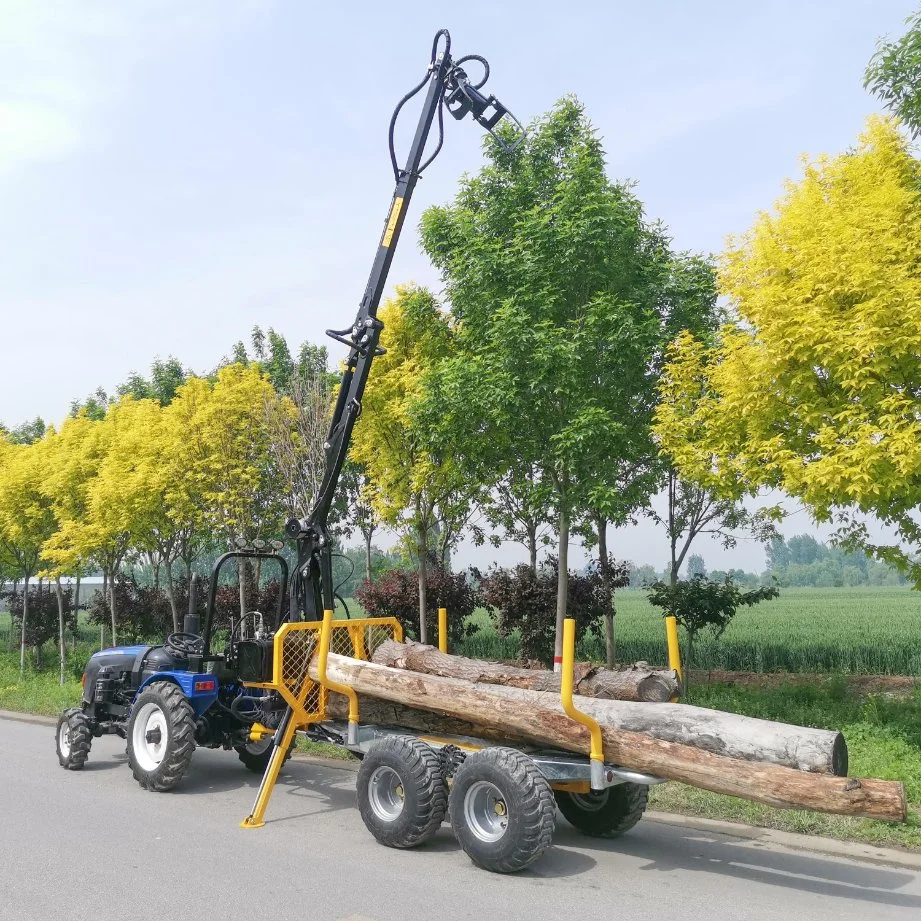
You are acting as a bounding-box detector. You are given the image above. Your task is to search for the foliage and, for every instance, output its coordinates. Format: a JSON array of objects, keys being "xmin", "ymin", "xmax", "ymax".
[
  {"xmin": 420, "ymin": 96, "xmax": 718, "ymax": 659},
  {"xmin": 646, "ymin": 577, "xmax": 779, "ymax": 679},
  {"xmin": 655, "ymin": 118, "xmax": 921, "ymax": 586},
  {"xmin": 865, "ymin": 10, "xmax": 921, "ymax": 136},
  {"xmin": 7, "ymin": 584, "xmax": 76, "ymax": 655},
  {"xmin": 355, "ymin": 565, "xmax": 481, "ymax": 648},
  {"xmin": 766, "ymin": 534, "xmax": 907, "ymax": 588},
  {"xmin": 478, "ymin": 559, "xmax": 609, "ymax": 666}
]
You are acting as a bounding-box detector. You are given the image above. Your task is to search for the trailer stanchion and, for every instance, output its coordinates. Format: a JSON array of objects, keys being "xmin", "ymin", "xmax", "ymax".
[
  {"xmin": 438, "ymin": 607, "xmax": 448, "ymax": 653},
  {"xmin": 559, "ymin": 617, "xmax": 604, "ymax": 790},
  {"xmin": 240, "ymin": 715, "xmax": 298, "ymax": 829},
  {"xmin": 665, "ymin": 615, "xmax": 682, "ymax": 698},
  {"xmin": 317, "ymin": 609, "xmax": 359, "ymax": 744}
]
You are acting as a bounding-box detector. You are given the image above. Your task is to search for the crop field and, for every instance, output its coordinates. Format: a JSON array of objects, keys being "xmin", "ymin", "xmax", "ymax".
[{"xmin": 461, "ymin": 586, "xmax": 921, "ymax": 676}]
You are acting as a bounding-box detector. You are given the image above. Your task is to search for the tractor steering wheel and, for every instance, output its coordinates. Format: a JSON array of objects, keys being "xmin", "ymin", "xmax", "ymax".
[{"xmin": 165, "ymin": 632, "xmax": 204, "ymax": 657}]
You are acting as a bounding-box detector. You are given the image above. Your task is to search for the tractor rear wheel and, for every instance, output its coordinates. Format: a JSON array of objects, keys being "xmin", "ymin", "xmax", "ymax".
[
  {"xmin": 127, "ymin": 681, "xmax": 196, "ymax": 792},
  {"xmin": 554, "ymin": 782, "xmax": 648, "ymax": 838},
  {"xmin": 234, "ymin": 736, "xmax": 294, "ymax": 773},
  {"xmin": 56, "ymin": 709, "xmax": 92, "ymax": 770},
  {"xmin": 356, "ymin": 735, "xmax": 448, "ymax": 848}
]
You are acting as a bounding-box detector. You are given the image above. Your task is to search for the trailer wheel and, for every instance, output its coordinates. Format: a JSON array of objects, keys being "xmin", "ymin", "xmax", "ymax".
[
  {"xmin": 555, "ymin": 782, "xmax": 648, "ymax": 837},
  {"xmin": 127, "ymin": 681, "xmax": 196, "ymax": 792},
  {"xmin": 56, "ymin": 708, "xmax": 93, "ymax": 770},
  {"xmin": 449, "ymin": 747, "xmax": 555, "ymax": 873},
  {"xmin": 356, "ymin": 735, "xmax": 448, "ymax": 848}
]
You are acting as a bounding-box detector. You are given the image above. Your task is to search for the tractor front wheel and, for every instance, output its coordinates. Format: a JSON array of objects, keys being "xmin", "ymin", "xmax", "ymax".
[
  {"xmin": 127, "ymin": 682, "xmax": 196, "ymax": 792},
  {"xmin": 56, "ymin": 709, "xmax": 92, "ymax": 770}
]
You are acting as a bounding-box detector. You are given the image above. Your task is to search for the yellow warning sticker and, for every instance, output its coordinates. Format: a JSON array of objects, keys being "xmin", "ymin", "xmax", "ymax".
[{"xmin": 382, "ymin": 197, "xmax": 404, "ymax": 248}]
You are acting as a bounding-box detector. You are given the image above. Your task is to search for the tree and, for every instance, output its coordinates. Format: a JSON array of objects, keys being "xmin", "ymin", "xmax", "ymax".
[
  {"xmin": 421, "ymin": 98, "xmax": 694, "ymax": 668},
  {"xmin": 0, "ymin": 441, "xmax": 56, "ymax": 672},
  {"xmin": 866, "ymin": 10, "xmax": 921, "ymax": 136},
  {"xmin": 646, "ymin": 575, "xmax": 779, "ymax": 687},
  {"xmin": 334, "ymin": 460, "xmax": 380, "ymax": 583},
  {"xmin": 351, "ymin": 285, "xmax": 477, "ymax": 643},
  {"xmin": 686, "ymin": 554, "xmax": 706, "ymax": 579},
  {"xmin": 656, "ymin": 118, "xmax": 921, "ymax": 585}
]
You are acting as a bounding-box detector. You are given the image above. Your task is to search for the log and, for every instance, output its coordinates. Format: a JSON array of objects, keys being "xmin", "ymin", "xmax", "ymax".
[
  {"xmin": 314, "ymin": 655, "xmax": 905, "ymax": 823},
  {"xmin": 370, "ymin": 640, "xmax": 844, "ymax": 775},
  {"xmin": 371, "ymin": 639, "xmax": 680, "ymax": 702}
]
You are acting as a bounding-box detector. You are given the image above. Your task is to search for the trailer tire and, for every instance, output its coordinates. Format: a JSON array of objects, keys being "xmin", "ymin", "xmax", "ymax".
[
  {"xmin": 127, "ymin": 681, "xmax": 196, "ymax": 792},
  {"xmin": 449, "ymin": 747, "xmax": 555, "ymax": 873},
  {"xmin": 356, "ymin": 735, "xmax": 447, "ymax": 848},
  {"xmin": 56, "ymin": 708, "xmax": 92, "ymax": 770},
  {"xmin": 555, "ymin": 782, "xmax": 648, "ymax": 838}
]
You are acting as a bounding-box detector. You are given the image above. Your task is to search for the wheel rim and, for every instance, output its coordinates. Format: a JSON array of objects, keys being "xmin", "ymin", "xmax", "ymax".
[
  {"xmin": 367, "ymin": 766, "xmax": 405, "ymax": 822},
  {"xmin": 464, "ymin": 781, "xmax": 509, "ymax": 843},
  {"xmin": 58, "ymin": 720, "xmax": 72, "ymax": 757},
  {"xmin": 569, "ymin": 789, "xmax": 610, "ymax": 812},
  {"xmin": 244, "ymin": 738, "xmax": 273, "ymax": 756},
  {"xmin": 132, "ymin": 702, "xmax": 168, "ymax": 773}
]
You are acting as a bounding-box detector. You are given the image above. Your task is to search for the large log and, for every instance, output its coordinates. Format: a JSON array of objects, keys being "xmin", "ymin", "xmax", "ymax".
[
  {"xmin": 371, "ymin": 639, "xmax": 680, "ymax": 702},
  {"xmin": 314, "ymin": 655, "xmax": 905, "ymax": 823},
  {"xmin": 370, "ymin": 640, "xmax": 844, "ymax": 775}
]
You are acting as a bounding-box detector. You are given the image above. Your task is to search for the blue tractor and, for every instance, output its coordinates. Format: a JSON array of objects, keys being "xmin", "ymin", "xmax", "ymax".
[{"xmin": 55, "ymin": 547, "xmax": 291, "ymax": 791}]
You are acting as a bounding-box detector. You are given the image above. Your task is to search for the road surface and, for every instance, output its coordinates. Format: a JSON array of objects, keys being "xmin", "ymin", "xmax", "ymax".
[{"xmin": 1, "ymin": 717, "xmax": 919, "ymax": 921}]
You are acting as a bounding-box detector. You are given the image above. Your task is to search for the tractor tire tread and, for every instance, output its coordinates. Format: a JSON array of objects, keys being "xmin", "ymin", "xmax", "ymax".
[
  {"xmin": 128, "ymin": 681, "xmax": 196, "ymax": 792},
  {"xmin": 555, "ymin": 781, "xmax": 648, "ymax": 838},
  {"xmin": 56, "ymin": 708, "xmax": 92, "ymax": 770}
]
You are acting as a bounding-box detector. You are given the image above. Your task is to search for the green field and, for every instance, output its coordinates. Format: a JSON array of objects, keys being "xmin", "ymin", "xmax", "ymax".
[{"xmin": 461, "ymin": 587, "xmax": 921, "ymax": 676}]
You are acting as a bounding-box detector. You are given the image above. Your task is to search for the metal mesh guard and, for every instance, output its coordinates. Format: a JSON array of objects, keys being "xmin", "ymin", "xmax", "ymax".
[{"xmin": 275, "ymin": 617, "xmax": 401, "ymax": 726}]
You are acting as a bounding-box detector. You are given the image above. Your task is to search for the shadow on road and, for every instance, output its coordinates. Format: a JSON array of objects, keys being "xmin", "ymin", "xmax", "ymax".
[{"xmin": 553, "ymin": 823, "xmax": 921, "ymax": 909}]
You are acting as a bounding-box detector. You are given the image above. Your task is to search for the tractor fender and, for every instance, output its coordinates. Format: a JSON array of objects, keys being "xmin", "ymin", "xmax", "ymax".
[{"xmin": 135, "ymin": 671, "xmax": 220, "ymax": 717}]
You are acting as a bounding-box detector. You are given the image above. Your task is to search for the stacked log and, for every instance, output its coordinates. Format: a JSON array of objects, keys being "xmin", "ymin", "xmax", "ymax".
[{"xmin": 314, "ymin": 653, "xmax": 905, "ymax": 823}]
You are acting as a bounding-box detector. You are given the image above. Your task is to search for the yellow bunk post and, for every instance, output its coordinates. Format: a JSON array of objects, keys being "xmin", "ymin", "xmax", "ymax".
[
  {"xmin": 559, "ymin": 617, "xmax": 605, "ymax": 790},
  {"xmin": 317, "ymin": 609, "xmax": 360, "ymax": 744},
  {"xmin": 665, "ymin": 614, "xmax": 682, "ymax": 687},
  {"xmin": 438, "ymin": 607, "xmax": 448, "ymax": 653}
]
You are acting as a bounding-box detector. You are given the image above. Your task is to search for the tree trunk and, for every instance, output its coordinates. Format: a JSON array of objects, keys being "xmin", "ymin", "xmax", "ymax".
[
  {"xmin": 417, "ymin": 524, "xmax": 429, "ymax": 645},
  {"xmin": 316, "ymin": 656, "xmax": 904, "ymax": 822},
  {"xmin": 7, "ymin": 578, "xmax": 17, "ymax": 651},
  {"xmin": 372, "ymin": 639, "xmax": 680, "ymax": 702},
  {"xmin": 553, "ymin": 496, "xmax": 570, "ymax": 672},
  {"xmin": 109, "ymin": 572, "xmax": 118, "ymax": 648},
  {"xmin": 165, "ymin": 564, "xmax": 180, "ymax": 633},
  {"xmin": 596, "ymin": 514, "xmax": 616, "ymax": 669},
  {"xmin": 238, "ymin": 557, "xmax": 249, "ymax": 619},
  {"xmin": 528, "ymin": 525, "xmax": 538, "ymax": 575},
  {"xmin": 19, "ymin": 575, "xmax": 29, "ymax": 674},
  {"xmin": 55, "ymin": 577, "xmax": 66, "ymax": 686},
  {"xmin": 363, "ymin": 529, "xmax": 373, "ymax": 584},
  {"xmin": 73, "ymin": 576, "xmax": 81, "ymax": 651}
]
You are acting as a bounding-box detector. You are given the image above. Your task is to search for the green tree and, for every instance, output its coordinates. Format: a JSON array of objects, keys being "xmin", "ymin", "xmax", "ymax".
[
  {"xmin": 421, "ymin": 97, "xmax": 702, "ymax": 666},
  {"xmin": 656, "ymin": 118, "xmax": 921, "ymax": 585},
  {"xmin": 866, "ymin": 9, "xmax": 921, "ymax": 136}
]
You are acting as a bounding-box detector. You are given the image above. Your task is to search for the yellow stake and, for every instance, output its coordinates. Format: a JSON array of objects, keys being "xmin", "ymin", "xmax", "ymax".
[
  {"xmin": 240, "ymin": 717, "xmax": 298, "ymax": 829},
  {"xmin": 438, "ymin": 607, "xmax": 448, "ymax": 653},
  {"xmin": 560, "ymin": 618, "xmax": 604, "ymax": 787},
  {"xmin": 317, "ymin": 609, "xmax": 359, "ymax": 734},
  {"xmin": 665, "ymin": 615, "xmax": 682, "ymax": 684}
]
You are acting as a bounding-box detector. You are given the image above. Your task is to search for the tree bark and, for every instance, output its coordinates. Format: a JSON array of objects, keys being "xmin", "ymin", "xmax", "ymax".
[
  {"xmin": 73, "ymin": 576, "xmax": 80, "ymax": 651},
  {"xmin": 417, "ymin": 522, "xmax": 429, "ymax": 645},
  {"xmin": 108, "ymin": 572, "xmax": 117, "ymax": 648},
  {"xmin": 316, "ymin": 655, "xmax": 903, "ymax": 822},
  {"xmin": 372, "ymin": 639, "xmax": 680, "ymax": 702},
  {"xmin": 363, "ymin": 530, "xmax": 373, "ymax": 584},
  {"xmin": 55, "ymin": 577, "xmax": 66, "ymax": 686},
  {"xmin": 20, "ymin": 575, "xmax": 29, "ymax": 674},
  {"xmin": 8, "ymin": 578, "xmax": 17, "ymax": 652},
  {"xmin": 164, "ymin": 564, "xmax": 180, "ymax": 633},
  {"xmin": 596, "ymin": 514, "xmax": 616, "ymax": 669},
  {"xmin": 553, "ymin": 494, "xmax": 570, "ymax": 672}
]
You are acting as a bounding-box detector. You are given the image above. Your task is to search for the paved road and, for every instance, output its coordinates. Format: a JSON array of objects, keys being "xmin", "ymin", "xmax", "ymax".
[{"xmin": 1, "ymin": 717, "xmax": 920, "ymax": 921}]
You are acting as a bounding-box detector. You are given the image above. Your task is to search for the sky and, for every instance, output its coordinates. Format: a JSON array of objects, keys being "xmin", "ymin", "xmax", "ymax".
[{"xmin": 1, "ymin": 0, "xmax": 915, "ymax": 573}]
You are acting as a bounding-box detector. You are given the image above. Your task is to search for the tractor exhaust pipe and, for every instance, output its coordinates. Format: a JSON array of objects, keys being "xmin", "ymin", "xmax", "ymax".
[{"xmin": 184, "ymin": 573, "xmax": 201, "ymax": 636}]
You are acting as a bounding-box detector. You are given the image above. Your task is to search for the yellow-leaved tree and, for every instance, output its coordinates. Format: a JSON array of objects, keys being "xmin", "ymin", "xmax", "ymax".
[
  {"xmin": 350, "ymin": 285, "xmax": 473, "ymax": 643},
  {"xmin": 0, "ymin": 440, "xmax": 56, "ymax": 672},
  {"xmin": 656, "ymin": 117, "xmax": 921, "ymax": 580}
]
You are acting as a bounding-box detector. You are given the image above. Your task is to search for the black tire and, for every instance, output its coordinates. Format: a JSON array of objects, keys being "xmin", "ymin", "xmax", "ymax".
[
  {"xmin": 126, "ymin": 681, "xmax": 196, "ymax": 792},
  {"xmin": 555, "ymin": 782, "xmax": 648, "ymax": 838},
  {"xmin": 449, "ymin": 747, "xmax": 555, "ymax": 873},
  {"xmin": 56, "ymin": 708, "xmax": 92, "ymax": 770},
  {"xmin": 234, "ymin": 737, "xmax": 294, "ymax": 773},
  {"xmin": 356, "ymin": 735, "xmax": 448, "ymax": 848}
]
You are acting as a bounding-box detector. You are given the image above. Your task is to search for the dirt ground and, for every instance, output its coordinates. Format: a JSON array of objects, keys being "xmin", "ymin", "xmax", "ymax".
[{"xmin": 691, "ymin": 669, "xmax": 919, "ymax": 696}]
